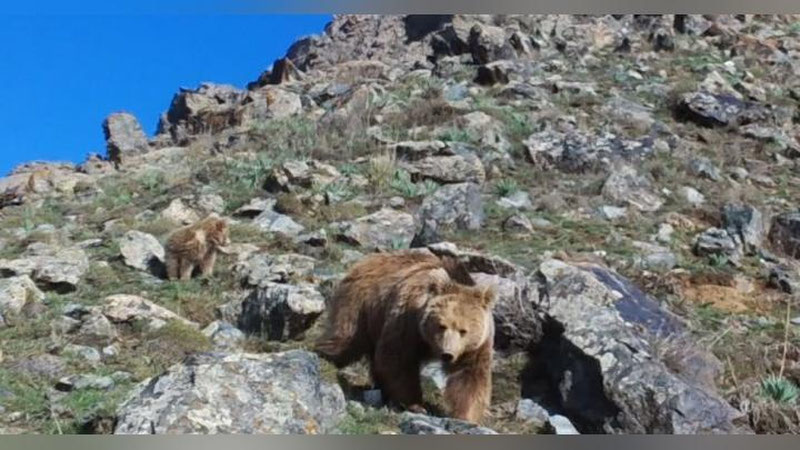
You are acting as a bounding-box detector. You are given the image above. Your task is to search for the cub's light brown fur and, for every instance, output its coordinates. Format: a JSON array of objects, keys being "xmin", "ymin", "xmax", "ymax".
[
  {"xmin": 315, "ymin": 250, "xmax": 495, "ymax": 423},
  {"xmin": 165, "ymin": 214, "xmax": 230, "ymax": 281}
]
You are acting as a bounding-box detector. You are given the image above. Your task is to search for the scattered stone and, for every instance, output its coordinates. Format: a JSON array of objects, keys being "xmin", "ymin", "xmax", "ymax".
[
  {"xmin": 418, "ymin": 183, "xmax": 483, "ymax": 232},
  {"xmin": 114, "ymin": 351, "xmax": 346, "ymax": 434},
  {"xmin": 237, "ymin": 282, "xmax": 325, "ymax": 341},
  {"xmin": 234, "ymin": 198, "xmax": 276, "ymax": 218},
  {"xmin": 768, "ymin": 211, "xmax": 800, "ymax": 259},
  {"xmin": 503, "ymin": 214, "xmax": 534, "ymax": 233},
  {"xmin": 119, "ymin": 230, "xmax": 165, "ymax": 273},
  {"xmin": 160, "ymin": 199, "xmax": 201, "ymax": 225},
  {"xmin": 721, "ymin": 203, "xmax": 765, "ymax": 254},
  {"xmin": 688, "ymin": 157, "xmax": 722, "ymax": 181},
  {"xmin": 515, "ymin": 398, "xmax": 549, "ymax": 429},
  {"xmin": 496, "ymin": 191, "xmax": 532, "ymax": 210},
  {"xmin": 252, "ymin": 210, "xmax": 305, "ymax": 236},
  {"xmin": 236, "ymin": 252, "xmax": 316, "ymax": 287},
  {"xmin": 56, "ymin": 374, "xmax": 115, "ymax": 392},
  {"xmin": 202, "ymin": 320, "xmax": 245, "ymax": 350},
  {"xmin": 12, "ymin": 354, "xmax": 66, "ymax": 379},
  {"xmin": 63, "ymin": 344, "xmax": 102, "ymax": 364},
  {"xmin": 597, "ymin": 205, "xmax": 627, "ymax": 220},
  {"xmin": 549, "ymin": 415, "xmax": 580, "ymax": 435},
  {"xmin": 676, "ymin": 91, "xmax": 746, "ymax": 127},
  {"xmin": 101, "ymin": 294, "xmax": 196, "ymax": 331},
  {"xmin": 399, "ymin": 413, "xmax": 498, "ymax": 435},
  {"xmin": 694, "ymin": 228, "xmax": 740, "ymax": 262},
  {"xmin": 0, "ymin": 275, "xmax": 45, "ymax": 319},
  {"xmin": 767, "ymin": 264, "xmax": 800, "ymax": 294},
  {"xmin": 602, "ymin": 164, "xmax": 663, "ymax": 212},
  {"xmin": 335, "ymin": 208, "xmax": 416, "ymax": 250},
  {"xmin": 678, "ymin": 186, "xmax": 705, "ymax": 206},
  {"xmin": 0, "ymin": 243, "xmax": 89, "ymax": 292},
  {"xmin": 632, "ymin": 241, "xmax": 678, "ymax": 272}
]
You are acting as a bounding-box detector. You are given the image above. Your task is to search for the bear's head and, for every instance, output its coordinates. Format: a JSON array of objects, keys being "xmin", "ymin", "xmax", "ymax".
[
  {"xmin": 203, "ymin": 214, "xmax": 231, "ymax": 248},
  {"xmin": 419, "ymin": 279, "xmax": 496, "ymax": 365}
]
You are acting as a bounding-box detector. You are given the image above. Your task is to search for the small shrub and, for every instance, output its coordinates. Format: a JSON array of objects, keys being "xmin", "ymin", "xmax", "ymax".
[
  {"xmin": 494, "ymin": 178, "xmax": 519, "ymax": 197},
  {"xmin": 761, "ymin": 375, "xmax": 799, "ymax": 405},
  {"xmin": 366, "ymin": 151, "xmax": 397, "ymax": 193}
]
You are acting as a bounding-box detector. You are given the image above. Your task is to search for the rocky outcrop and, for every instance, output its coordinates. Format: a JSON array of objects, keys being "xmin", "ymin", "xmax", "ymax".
[
  {"xmin": 114, "ymin": 351, "xmax": 346, "ymax": 434},
  {"xmin": 103, "ymin": 112, "xmax": 149, "ymax": 165}
]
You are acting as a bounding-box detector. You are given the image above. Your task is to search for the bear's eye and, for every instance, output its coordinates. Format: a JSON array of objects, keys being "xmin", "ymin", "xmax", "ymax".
[
  {"xmin": 458, "ymin": 329, "xmax": 467, "ymax": 336},
  {"xmin": 437, "ymin": 324, "xmax": 447, "ymax": 332}
]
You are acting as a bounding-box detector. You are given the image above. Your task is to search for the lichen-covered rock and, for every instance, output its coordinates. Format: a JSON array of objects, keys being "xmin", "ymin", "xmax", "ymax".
[
  {"xmin": 399, "ymin": 412, "xmax": 498, "ymax": 435},
  {"xmin": 534, "ymin": 259, "xmax": 748, "ymax": 434},
  {"xmin": 335, "ymin": 208, "xmax": 416, "ymax": 250},
  {"xmin": 694, "ymin": 227, "xmax": 740, "ymax": 262},
  {"xmin": 769, "ymin": 211, "xmax": 800, "ymax": 259},
  {"xmin": 101, "ymin": 295, "xmax": 196, "ymax": 331},
  {"xmin": 721, "ymin": 203, "xmax": 765, "ymax": 255},
  {"xmin": 237, "ymin": 282, "xmax": 325, "ymax": 341},
  {"xmin": 418, "ymin": 183, "xmax": 483, "ymax": 232},
  {"xmin": 0, "ymin": 275, "xmax": 45, "ymax": 320},
  {"xmin": 103, "ymin": 112, "xmax": 149, "ymax": 165},
  {"xmin": 119, "ymin": 230, "xmax": 165, "ymax": 273},
  {"xmin": 114, "ymin": 351, "xmax": 346, "ymax": 434},
  {"xmin": 0, "ymin": 243, "xmax": 89, "ymax": 292},
  {"xmin": 602, "ymin": 164, "xmax": 663, "ymax": 212},
  {"xmin": 235, "ymin": 252, "xmax": 317, "ymax": 287}
]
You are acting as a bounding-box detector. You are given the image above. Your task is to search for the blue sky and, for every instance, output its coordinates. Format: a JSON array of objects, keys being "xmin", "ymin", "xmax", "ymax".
[{"xmin": 0, "ymin": 13, "xmax": 331, "ymax": 176}]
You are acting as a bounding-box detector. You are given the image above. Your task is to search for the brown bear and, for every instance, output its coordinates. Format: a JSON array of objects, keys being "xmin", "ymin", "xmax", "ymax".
[
  {"xmin": 315, "ymin": 250, "xmax": 495, "ymax": 423},
  {"xmin": 164, "ymin": 213, "xmax": 231, "ymax": 281}
]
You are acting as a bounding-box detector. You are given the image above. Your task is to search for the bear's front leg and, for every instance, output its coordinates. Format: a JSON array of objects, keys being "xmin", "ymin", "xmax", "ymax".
[
  {"xmin": 373, "ymin": 333, "xmax": 425, "ymax": 413},
  {"xmin": 443, "ymin": 341, "xmax": 492, "ymax": 423}
]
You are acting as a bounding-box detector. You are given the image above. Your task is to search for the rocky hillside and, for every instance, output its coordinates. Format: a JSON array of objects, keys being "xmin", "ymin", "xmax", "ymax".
[{"xmin": 1, "ymin": 14, "xmax": 800, "ymax": 434}]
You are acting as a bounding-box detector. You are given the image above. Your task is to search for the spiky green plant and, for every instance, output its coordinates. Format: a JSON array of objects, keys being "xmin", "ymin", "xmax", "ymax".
[
  {"xmin": 494, "ymin": 178, "xmax": 519, "ymax": 197},
  {"xmin": 761, "ymin": 375, "xmax": 799, "ymax": 405}
]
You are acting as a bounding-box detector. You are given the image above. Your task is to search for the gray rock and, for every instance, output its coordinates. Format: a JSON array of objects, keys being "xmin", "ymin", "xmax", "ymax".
[
  {"xmin": 202, "ymin": 321, "xmax": 245, "ymax": 350},
  {"xmin": 632, "ymin": 241, "xmax": 678, "ymax": 272},
  {"xmin": 602, "ymin": 164, "xmax": 663, "ymax": 212},
  {"xmin": 503, "ymin": 214, "xmax": 534, "ymax": 233},
  {"xmin": 694, "ymin": 228, "xmax": 740, "ymax": 262},
  {"xmin": 335, "ymin": 208, "xmax": 416, "ymax": 250},
  {"xmin": 688, "ymin": 157, "xmax": 722, "ymax": 181},
  {"xmin": 195, "ymin": 193, "xmax": 226, "ymax": 215},
  {"xmin": 419, "ymin": 183, "xmax": 483, "ymax": 232},
  {"xmin": 399, "ymin": 413, "xmax": 498, "ymax": 435},
  {"xmin": 252, "ymin": 210, "xmax": 305, "ymax": 236},
  {"xmin": 0, "ymin": 275, "xmax": 45, "ymax": 319},
  {"xmin": 767, "ymin": 264, "xmax": 800, "ymax": 294},
  {"xmin": 678, "ymin": 186, "xmax": 705, "ymax": 206},
  {"xmin": 597, "ymin": 205, "xmax": 628, "ymax": 220},
  {"xmin": 63, "ymin": 344, "xmax": 102, "ymax": 364},
  {"xmin": 234, "ymin": 198, "xmax": 276, "ymax": 218},
  {"xmin": 0, "ymin": 243, "xmax": 89, "ymax": 292},
  {"xmin": 119, "ymin": 231, "xmax": 165, "ymax": 273},
  {"xmin": 114, "ymin": 351, "xmax": 346, "ymax": 434},
  {"xmin": 549, "ymin": 414, "xmax": 580, "ymax": 435},
  {"xmin": 235, "ymin": 253, "xmax": 316, "ymax": 287},
  {"xmin": 56, "ymin": 374, "xmax": 115, "ymax": 392},
  {"xmin": 12, "ymin": 354, "xmax": 66, "ymax": 379},
  {"xmin": 516, "ymin": 398, "xmax": 550, "ymax": 429},
  {"xmin": 496, "ymin": 191, "xmax": 532, "ymax": 210},
  {"xmin": 403, "ymin": 153, "xmax": 485, "ymax": 184},
  {"xmin": 160, "ymin": 199, "xmax": 201, "ymax": 225},
  {"xmin": 525, "ymin": 130, "xmax": 655, "ymax": 174},
  {"xmin": 676, "ymin": 91, "xmax": 746, "ymax": 127},
  {"xmin": 103, "ymin": 112, "xmax": 149, "ymax": 164},
  {"xmin": 362, "ymin": 390, "xmax": 383, "ymax": 408},
  {"xmin": 74, "ymin": 312, "xmax": 119, "ymax": 344},
  {"xmin": 791, "ymin": 317, "xmax": 800, "ymax": 326},
  {"xmin": 536, "ymin": 259, "xmax": 747, "ymax": 433},
  {"xmin": 769, "ymin": 211, "xmax": 800, "ymax": 259},
  {"xmin": 237, "ymin": 282, "xmax": 325, "ymax": 341},
  {"xmin": 722, "ymin": 203, "xmax": 765, "ymax": 254},
  {"xmin": 101, "ymin": 294, "xmax": 196, "ymax": 332}
]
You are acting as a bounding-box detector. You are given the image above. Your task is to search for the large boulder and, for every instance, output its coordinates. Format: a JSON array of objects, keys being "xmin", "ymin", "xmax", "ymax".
[
  {"xmin": 334, "ymin": 208, "xmax": 416, "ymax": 250},
  {"xmin": 114, "ymin": 351, "xmax": 346, "ymax": 434},
  {"xmin": 418, "ymin": 183, "xmax": 484, "ymax": 232},
  {"xmin": 602, "ymin": 164, "xmax": 663, "ymax": 212},
  {"xmin": 769, "ymin": 211, "xmax": 800, "ymax": 259},
  {"xmin": 0, "ymin": 275, "xmax": 45, "ymax": 325},
  {"xmin": 119, "ymin": 231, "xmax": 165, "ymax": 274},
  {"xmin": 533, "ymin": 259, "xmax": 749, "ymax": 434},
  {"xmin": 237, "ymin": 282, "xmax": 325, "ymax": 341},
  {"xmin": 721, "ymin": 203, "xmax": 765, "ymax": 255},
  {"xmin": 0, "ymin": 243, "xmax": 89, "ymax": 292},
  {"xmin": 101, "ymin": 295, "xmax": 196, "ymax": 332},
  {"xmin": 103, "ymin": 112, "xmax": 149, "ymax": 165}
]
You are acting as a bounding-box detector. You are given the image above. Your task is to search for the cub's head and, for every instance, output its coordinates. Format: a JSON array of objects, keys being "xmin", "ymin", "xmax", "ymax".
[
  {"xmin": 203, "ymin": 214, "xmax": 230, "ymax": 249},
  {"xmin": 419, "ymin": 279, "xmax": 495, "ymax": 365}
]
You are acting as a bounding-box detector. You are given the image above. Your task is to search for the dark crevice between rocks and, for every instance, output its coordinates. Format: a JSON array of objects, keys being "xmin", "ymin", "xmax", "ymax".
[{"xmin": 522, "ymin": 315, "xmax": 622, "ymax": 434}]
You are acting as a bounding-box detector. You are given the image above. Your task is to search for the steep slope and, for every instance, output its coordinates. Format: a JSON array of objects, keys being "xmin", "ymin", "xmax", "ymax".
[{"xmin": 1, "ymin": 14, "xmax": 800, "ymax": 434}]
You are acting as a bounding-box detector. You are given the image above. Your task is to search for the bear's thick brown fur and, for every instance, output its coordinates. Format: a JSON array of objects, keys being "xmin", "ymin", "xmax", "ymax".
[
  {"xmin": 164, "ymin": 214, "xmax": 230, "ymax": 281},
  {"xmin": 315, "ymin": 250, "xmax": 495, "ymax": 423}
]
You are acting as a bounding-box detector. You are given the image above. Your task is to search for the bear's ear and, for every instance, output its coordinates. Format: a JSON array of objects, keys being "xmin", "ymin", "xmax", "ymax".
[
  {"xmin": 478, "ymin": 284, "xmax": 497, "ymax": 309},
  {"xmin": 427, "ymin": 268, "xmax": 450, "ymax": 296}
]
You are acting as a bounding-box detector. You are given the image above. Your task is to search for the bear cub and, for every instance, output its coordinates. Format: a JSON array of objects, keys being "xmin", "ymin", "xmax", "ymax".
[
  {"xmin": 315, "ymin": 250, "xmax": 495, "ymax": 423},
  {"xmin": 164, "ymin": 213, "xmax": 231, "ymax": 281}
]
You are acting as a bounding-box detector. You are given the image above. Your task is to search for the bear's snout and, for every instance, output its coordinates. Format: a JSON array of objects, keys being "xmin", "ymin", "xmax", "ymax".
[{"xmin": 441, "ymin": 352, "xmax": 455, "ymax": 363}]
